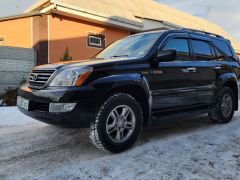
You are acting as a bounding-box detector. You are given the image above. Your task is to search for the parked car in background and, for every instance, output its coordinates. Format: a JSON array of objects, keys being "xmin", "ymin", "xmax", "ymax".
[{"xmin": 18, "ymin": 29, "xmax": 240, "ymax": 153}]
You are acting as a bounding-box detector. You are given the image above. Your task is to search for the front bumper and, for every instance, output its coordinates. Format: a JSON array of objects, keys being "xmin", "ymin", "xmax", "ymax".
[{"xmin": 18, "ymin": 85, "xmax": 101, "ymax": 127}]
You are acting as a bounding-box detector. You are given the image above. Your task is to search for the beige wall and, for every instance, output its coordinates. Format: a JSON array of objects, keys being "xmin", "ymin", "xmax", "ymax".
[
  {"xmin": 0, "ymin": 17, "xmax": 32, "ymax": 48},
  {"xmin": 49, "ymin": 14, "xmax": 130, "ymax": 63}
]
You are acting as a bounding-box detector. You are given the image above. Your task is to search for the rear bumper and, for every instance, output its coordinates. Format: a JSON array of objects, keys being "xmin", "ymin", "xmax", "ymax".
[{"xmin": 18, "ymin": 85, "xmax": 101, "ymax": 127}]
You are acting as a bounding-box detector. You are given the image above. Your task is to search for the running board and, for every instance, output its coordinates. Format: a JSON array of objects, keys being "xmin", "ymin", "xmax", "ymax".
[{"xmin": 151, "ymin": 108, "xmax": 211, "ymax": 124}]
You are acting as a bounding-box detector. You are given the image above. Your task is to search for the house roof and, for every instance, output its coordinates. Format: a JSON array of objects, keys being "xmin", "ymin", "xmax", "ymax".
[
  {"xmin": 0, "ymin": 12, "xmax": 42, "ymax": 22},
  {"xmin": 25, "ymin": 0, "xmax": 240, "ymax": 52}
]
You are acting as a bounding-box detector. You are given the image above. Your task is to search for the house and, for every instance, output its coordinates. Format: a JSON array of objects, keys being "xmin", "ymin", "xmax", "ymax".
[{"xmin": 0, "ymin": 0, "xmax": 239, "ymax": 65}]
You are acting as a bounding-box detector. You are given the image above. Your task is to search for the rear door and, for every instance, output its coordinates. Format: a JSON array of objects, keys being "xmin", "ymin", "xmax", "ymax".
[
  {"xmin": 189, "ymin": 36, "xmax": 218, "ymax": 105},
  {"xmin": 152, "ymin": 33, "xmax": 199, "ymax": 110}
]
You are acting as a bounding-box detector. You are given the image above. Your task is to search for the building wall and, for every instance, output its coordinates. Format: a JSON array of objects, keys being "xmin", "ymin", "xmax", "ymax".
[
  {"xmin": 49, "ymin": 14, "xmax": 130, "ymax": 63},
  {"xmin": 0, "ymin": 17, "xmax": 32, "ymax": 48},
  {"xmin": 32, "ymin": 15, "xmax": 49, "ymax": 65}
]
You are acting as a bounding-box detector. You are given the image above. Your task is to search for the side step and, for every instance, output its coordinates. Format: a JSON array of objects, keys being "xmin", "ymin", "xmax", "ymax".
[{"xmin": 151, "ymin": 108, "xmax": 211, "ymax": 124}]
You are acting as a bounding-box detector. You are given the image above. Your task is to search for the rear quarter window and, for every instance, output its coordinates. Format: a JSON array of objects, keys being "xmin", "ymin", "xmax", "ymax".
[{"xmin": 213, "ymin": 39, "xmax": 233, "ymax": 58}]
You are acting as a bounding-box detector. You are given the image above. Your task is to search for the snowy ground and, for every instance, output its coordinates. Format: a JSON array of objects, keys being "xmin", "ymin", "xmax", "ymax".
[{"xmin": 1, "ymin": 107, "xmax": 240, "ymax": 180}]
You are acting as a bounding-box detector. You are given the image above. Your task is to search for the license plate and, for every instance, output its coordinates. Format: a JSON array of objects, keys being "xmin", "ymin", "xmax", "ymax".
[{"xmin": 17, "ymin": 96, "xmax": 29, "ymax": 110}]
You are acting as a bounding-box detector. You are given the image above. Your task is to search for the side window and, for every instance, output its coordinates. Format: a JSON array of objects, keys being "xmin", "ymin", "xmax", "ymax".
[
  {"xmin": 213, "ymin": 39, "xmax": 233, "ymax": 59},
  {"xmin": 192, "ymin": 40, "xmax": 214, "ymax": 60},
  {"xmin": 213, "ymin": 46, "xmax": 230, "ymax": 61},
  {"xmin": 163, "ymin": 38, "xmax": 190, "ymax": 61}
]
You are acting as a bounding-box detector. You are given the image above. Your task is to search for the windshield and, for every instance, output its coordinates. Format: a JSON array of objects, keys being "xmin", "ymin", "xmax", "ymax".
[{"xmin": 95, "ymin": 33, "xmax": 162, "ymax": 59}]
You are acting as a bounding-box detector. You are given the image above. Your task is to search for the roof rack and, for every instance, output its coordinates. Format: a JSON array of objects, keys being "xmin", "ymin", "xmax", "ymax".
[{"xmin": 181, "ymin": 28, "xmax": 224, "ymax": 39}]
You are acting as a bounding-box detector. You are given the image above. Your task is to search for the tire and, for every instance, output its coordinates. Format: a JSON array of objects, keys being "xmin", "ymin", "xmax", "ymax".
[
  {"xmin": 89, "ymin": 93, "xmax": 143, "ymax": 153},
  {"xmin": 208, "ymin": 87, "xmax": 235, "ymax": 124}
]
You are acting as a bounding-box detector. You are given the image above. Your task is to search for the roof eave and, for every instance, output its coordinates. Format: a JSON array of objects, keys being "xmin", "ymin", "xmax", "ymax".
[
  {"xmin": 25, "ymin": 0, "xmax": 51, "ymax": 13},
  {"xmin": 0, "ymin": 12, "xmax": 43, "ymax": 22}
]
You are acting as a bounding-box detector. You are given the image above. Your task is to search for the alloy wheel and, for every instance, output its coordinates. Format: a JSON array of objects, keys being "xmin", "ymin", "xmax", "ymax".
[{"xmin": 106, "ymin": 105, "xmax": 136, "ymax": 143}]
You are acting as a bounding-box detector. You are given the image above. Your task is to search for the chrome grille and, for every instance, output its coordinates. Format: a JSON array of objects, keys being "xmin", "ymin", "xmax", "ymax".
[{"xmin": 28, "ymin": 69, "xmax": 56, "ymax": 89}]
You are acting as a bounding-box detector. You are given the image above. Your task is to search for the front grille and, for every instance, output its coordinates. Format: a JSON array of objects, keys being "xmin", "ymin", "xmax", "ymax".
[
  {"xmin": 28, "ymin": 69, "xmax": 56, "ymax": 89},
  {"xmin": 33, "ymin": 102, "xmax": 49, "ymax": 112}
]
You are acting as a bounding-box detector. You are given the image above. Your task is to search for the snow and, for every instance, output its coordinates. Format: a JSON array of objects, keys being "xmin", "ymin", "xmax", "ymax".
[
  {"xmin": 0, "ymin": 99, "xmax": 5, "ymax": 107},
  {"xmin": 0, "ymin": 107, "xmax": 37, "ymax": 126},
  {"xmin": 1, "ymin": 107, "xmax": 240, "ymax": 179}
]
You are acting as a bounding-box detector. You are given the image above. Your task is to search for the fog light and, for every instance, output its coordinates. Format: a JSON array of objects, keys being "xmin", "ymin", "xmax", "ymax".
[{"xmin": 49, "ymin": 103, "xmax": 77, "ymax": 113}]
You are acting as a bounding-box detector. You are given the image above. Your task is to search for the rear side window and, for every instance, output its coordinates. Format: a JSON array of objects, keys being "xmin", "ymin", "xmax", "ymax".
[
  {"xmin": 192, "ymin": 40, "xmax": 214, "ymax": 60},
  {"xmin": 213, "ymin": 39, "xmax": 233, "ymax": 58},
  {"xmin": 163, "ymin": 38, "xmax": 190, "ymax": 61}
]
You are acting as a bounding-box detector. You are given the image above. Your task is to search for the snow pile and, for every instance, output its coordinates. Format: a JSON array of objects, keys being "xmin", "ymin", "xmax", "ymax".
[
  {"xmin": 0, "ymin": 99, "xmax": 4, "ymax": 106},
  {"xmin": 0, "ymin": 99, "xmax": 7, "ymax": 106}
]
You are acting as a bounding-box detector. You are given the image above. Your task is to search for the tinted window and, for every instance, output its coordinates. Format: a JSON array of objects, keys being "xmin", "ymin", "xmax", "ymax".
[
  {"xmin": 192, "ymin": 40, "xmax": 214, "ymax": 60},
  {"xmin": 213, "ymin": 39, "xmax": 232, "ymax": 58},
  {"xmin": 214, "ymin": 46, "xmax": 230, "ymax": 61},
  {"xmin": 163, "ymin": 38, "xmax": 190, "ymax": 61}
]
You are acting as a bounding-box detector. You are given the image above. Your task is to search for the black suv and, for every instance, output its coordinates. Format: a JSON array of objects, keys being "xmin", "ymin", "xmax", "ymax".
[{"xmin": 18, "ymin": 29, "xmax": 240, "ymax": 153}]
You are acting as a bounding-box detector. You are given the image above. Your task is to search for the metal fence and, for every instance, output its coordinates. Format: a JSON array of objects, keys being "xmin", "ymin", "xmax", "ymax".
[{"xmin": 0, "ymin": 46, "xmax": 37, "ymax": 95}]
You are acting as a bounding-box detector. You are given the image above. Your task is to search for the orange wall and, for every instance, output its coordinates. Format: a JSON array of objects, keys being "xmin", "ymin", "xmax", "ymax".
[
  {"xmin": 49, "ymin": 14, "xmax": 130, "ymax": 63},
  {"xmin": 0, "ymin": 17, "xmax": 32, "ymax": 48},
  {"xmin": 32, "ymin": 15, "xmax": 48, "ymax": 65}
]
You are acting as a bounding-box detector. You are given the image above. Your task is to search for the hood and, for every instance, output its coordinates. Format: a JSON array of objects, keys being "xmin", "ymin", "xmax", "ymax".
[{"xmin": 34, "ymin": 57, "xmax": 136, "ymax": 70}]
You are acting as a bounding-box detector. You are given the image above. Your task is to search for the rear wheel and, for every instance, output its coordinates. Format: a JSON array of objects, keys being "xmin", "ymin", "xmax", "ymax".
[
  {"xmin": 89, "ymin": 93, "xmax": 143, "ymax": 153},
  {"xmin": 208, "ymin": 87, "xmax": 235, "ymax": 124}
]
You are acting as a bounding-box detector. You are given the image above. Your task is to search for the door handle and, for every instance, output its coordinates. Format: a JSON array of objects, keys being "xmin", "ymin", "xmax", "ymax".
[
  {"xmin": 214, "ymin": 65, "xmax": 228, "ymax": 70},
  {"xmin": 214, "ymin": 66, "xmax": 222, "ymax": 70},
  {"xmin": 182, "ymin": 67, "xmax": 197, "ymax": 73}
]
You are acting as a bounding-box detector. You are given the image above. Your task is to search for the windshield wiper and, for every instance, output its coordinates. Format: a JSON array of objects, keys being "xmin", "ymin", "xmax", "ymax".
[{"xmin": 111, "ymin": 55, "xmax": 129, "ymax": 58}]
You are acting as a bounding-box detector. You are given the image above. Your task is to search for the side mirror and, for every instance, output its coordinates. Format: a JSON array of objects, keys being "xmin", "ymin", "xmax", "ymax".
[{"xmin": 156, "ymin": 49, "xmax": 178, "ymax": 62}]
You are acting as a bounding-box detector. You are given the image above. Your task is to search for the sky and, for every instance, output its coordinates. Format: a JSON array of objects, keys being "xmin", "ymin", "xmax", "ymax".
[
  {"xmin": 0, "ymin": 0, "xmax": 239, "ymax": 41},
  {"xmin": 157, "ymin": 0, "xmax": 240, "ymax": 41}
]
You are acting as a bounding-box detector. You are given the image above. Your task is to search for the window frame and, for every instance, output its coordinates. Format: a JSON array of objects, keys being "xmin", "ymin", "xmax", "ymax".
[{"xmin": 87, "ymin": 33, "xmax": 105, "ymax": 49}]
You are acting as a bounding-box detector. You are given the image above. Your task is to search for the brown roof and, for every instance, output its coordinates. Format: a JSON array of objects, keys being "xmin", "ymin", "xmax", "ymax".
[{"xmin": 26, "ymin": 0, "xmax": 240, "ymax": 52}]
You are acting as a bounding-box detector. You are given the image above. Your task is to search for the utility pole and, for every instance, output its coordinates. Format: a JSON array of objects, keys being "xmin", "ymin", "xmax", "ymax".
[
  {"xmin": 205, "ymin": 5, "xmax": 212, "ymax": 20},
  {"xmin": 16, "ymin": 5, "xmax": 20, "ymax": 14}
]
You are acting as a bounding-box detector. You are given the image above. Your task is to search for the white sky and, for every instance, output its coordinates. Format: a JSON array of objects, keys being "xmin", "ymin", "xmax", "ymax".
[
  {"xmin": 0, "ymin": 0, "xmax": 239, "ymax": 41},
  {"xmin": 158, "ymin": 0, "xmax": 240, "ymax": 41}
]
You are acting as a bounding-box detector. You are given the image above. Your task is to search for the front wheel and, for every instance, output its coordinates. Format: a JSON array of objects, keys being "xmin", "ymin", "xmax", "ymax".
[
  {"xmin": 208, "ymin": 87, "xmax": 235, "ymax": 124},
  {"xmin": 89, "ymin": 93, "xmax": 143, "ymax": 153}
]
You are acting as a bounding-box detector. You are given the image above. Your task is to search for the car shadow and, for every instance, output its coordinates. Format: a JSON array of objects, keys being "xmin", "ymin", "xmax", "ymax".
[{"xmin": 139, "ymin": 114, "xmax": 213, "ymax": 144}]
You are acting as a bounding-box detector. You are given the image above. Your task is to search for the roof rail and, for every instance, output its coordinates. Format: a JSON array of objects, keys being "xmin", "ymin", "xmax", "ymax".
[{"xmin": 181, "ymin": 28, "xmax": 224, "ymax": 39}]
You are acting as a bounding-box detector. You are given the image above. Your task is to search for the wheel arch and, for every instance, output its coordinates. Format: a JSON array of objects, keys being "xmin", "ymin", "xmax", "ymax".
[
  {"xmin": 92, "ymin": 73, "xmax": 152, "ymax": 127},
  {"xmin": 217, "ymin": 73, "xmax": 239, "ymax": 110}
]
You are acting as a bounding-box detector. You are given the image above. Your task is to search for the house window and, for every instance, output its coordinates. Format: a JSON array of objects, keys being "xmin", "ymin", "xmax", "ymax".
[
  {"xmin": 88, "ymin": 34, "xmax": 105, "ymax": 48},
  {"xmin": 0, "ymin": 38, "xmax": 4, "ymax": 46}
]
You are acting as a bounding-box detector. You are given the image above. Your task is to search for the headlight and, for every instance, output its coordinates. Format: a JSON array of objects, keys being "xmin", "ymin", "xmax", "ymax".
[{"xmin": 49, "ymin": 66, "xmax": 93, "ymax": 87}]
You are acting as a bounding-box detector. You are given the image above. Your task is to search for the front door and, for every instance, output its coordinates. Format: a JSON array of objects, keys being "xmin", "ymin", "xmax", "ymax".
[{"xmin": 152, "ymin": 34, "xmax": 198, "ymax": 111}]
